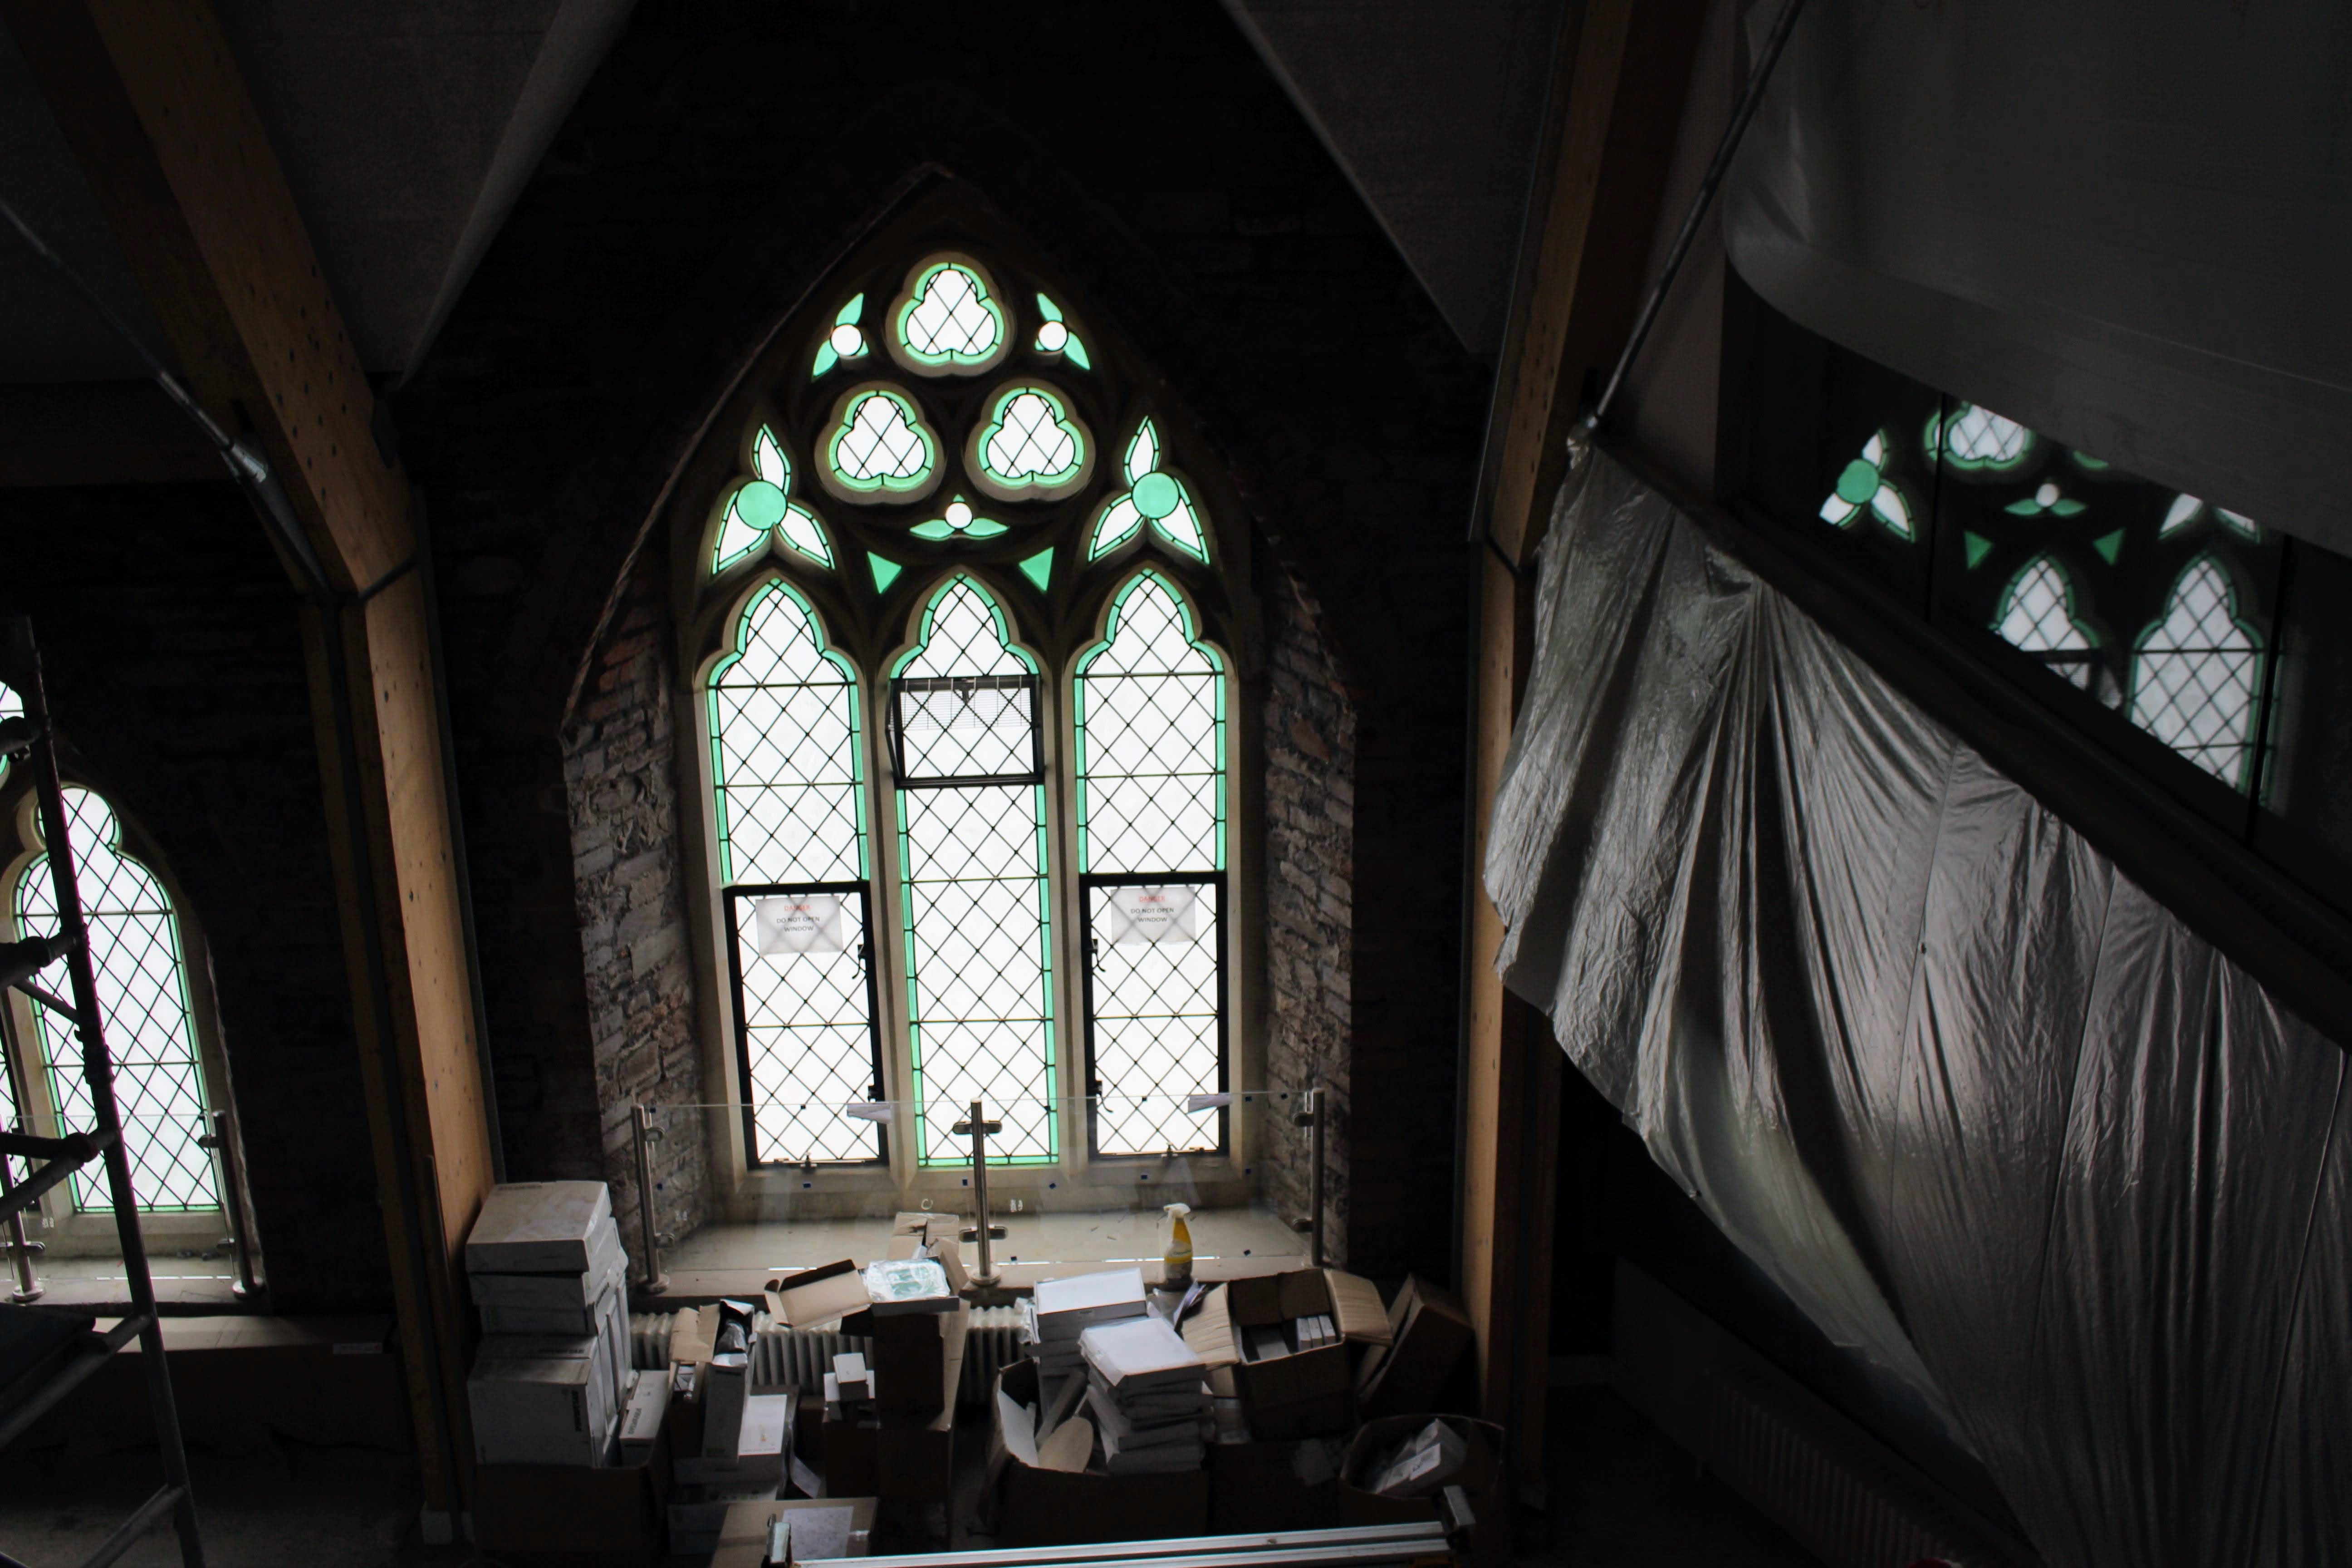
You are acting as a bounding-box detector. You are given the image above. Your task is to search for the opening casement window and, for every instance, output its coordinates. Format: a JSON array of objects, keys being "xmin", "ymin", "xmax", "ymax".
[
  {"xmin": 682, "ymin": 231, "xmax": 1252, "ymax": 1195},
  {"xmin": 0, "ymin": 763, "xmax": 251, "ymax": 1266}
]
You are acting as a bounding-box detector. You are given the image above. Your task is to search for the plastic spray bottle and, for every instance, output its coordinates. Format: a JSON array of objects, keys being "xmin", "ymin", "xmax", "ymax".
[{"xmin": 1162, "ymin": 1202, "xmax": 1194, "ymax": 1289}]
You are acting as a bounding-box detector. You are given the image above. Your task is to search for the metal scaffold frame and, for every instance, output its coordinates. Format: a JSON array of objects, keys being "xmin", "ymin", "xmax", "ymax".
[{"xmin": 0, "ymin": 615, "xmax": 206, "ymax": 1568}]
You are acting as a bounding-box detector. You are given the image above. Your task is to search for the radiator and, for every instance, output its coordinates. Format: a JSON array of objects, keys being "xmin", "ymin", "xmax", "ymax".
[
  {"xmin": 630, "ymin": 1307, "xmax": 1025, "ymax": 1410},
  {"xmin": 1696, "ymin": 1365, "xmax": 2025, "ymax": 1568}
]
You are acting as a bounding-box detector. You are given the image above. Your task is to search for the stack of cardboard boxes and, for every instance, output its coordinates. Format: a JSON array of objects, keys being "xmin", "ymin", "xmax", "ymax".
[
  {"xmin": 990, "ymin": 1265, "xmax": 1478, "ymax": 1547},
  {"xmin": 464, "ymin": 1182, "xmax": 632, "ymax": 1467}
]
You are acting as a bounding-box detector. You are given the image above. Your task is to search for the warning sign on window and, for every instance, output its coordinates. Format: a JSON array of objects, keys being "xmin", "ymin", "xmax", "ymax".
[
  {"xmin": 754, "ymin": 894, "xmax": 848, "ymax": 953},
  {"xmin": 1102, "ymin": 885, "xmax": 1200, "ymax": 945}
]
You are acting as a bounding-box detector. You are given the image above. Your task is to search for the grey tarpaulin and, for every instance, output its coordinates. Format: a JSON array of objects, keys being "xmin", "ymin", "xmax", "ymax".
[
  {"xmin": 1721, "ymin": 0, "xmax": 2352, "ymax": 560},
  {"xmin": 1485, "ymin": 451, "xmax": 2351, "ymax": 1565}
]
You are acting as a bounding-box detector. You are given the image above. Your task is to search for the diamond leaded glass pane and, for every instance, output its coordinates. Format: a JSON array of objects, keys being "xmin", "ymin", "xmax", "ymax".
[
  {"xmin": 709, "ymin": 584, "xmax": 866, "ymax": 885},
  {"xmin": 899, "ymin": 264, "xmax": 1001, "ymax": 363},
  {"xmin": 1073, "ymin": 575, "xmax": 1227, "ymax": 1155},
  {"xmin": 1994, "ymin": 555, "xmax": 2099, "ymax": 692},
  {"xmin": 2130, "ymin": 556, "xmax": 2262, "ymax": 789},
  {"xmin": 895, "ymin": 578, "xmax": 1054, "ymax": 1164},
  {"xmin": 1086, "ymin": 878, "xmax": 1223, "ymax": 1156},
  {"xmin": 16, "ymin": 789, "xmax": 218, "ymax": 1212},
  {"xmin": 729, "ymin": 887, "xmax": 884, "ymax": 1164}
]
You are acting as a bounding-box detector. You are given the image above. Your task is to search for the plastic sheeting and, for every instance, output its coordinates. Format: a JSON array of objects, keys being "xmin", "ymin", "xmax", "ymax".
[
  {"xmin": 1485, "ymin": 451, "xmax": 2351, "ymax": 1566},
  {"xmin": 1722, "ymin": 0, "xmax": 2352, "ymax": 559}
]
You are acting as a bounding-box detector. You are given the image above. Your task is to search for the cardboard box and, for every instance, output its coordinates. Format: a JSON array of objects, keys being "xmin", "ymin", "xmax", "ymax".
[
  {"xmin": 1339, "ymin": 1414, "xmax": 1504, "ymax": 1556},
  {"xmin": 1354, "ymin": 1276, "xmax": 1474, "ymax": 1420},
  {"xmin": 707, "ymin": 1495, "xmax": 877, "ymax": 1568},
  {"xmin": 678, "ymin": 1392, "xmax": 791, "ymax": 1484},
  {"xmin": 619, "ymin": 1369, "xmax": 671, "ymax": 1461},
  {"xmin": 703, "ymin": 1353, "xmax": 752, "ymax": 1460},
  {"xmin": 467, "ymin": 1181, "xmax": 616, "ymax": 1274},
  {"xmin": 470, "ymin": 1334, "xmax": 622, "ymax": 1466},
  {"xmin": 870, "ymin": 1303, "xmax": 963, "ymax": 1499},
  {"xmin": 871, "ymin": 1301, "xmax": 966, "ymax": 1417},
  {"xmin": 1182, "ymin": 1269, "xmax": 1388, "ymax": 1436},
  {"xmin": 990, "ymin": 1360, "xmax": 1209, "ymax": 1545},
  {"xmin": 1210, "ymin": 1437, "xmax": 1346, "ymax": 1534},
  {"xmin": 472, "ymin": 1426, "xmax": 671, "ymax": 1565},
  {"xmin": 823, "ymin": 1419, "xmax": 880, "ymax": 1496},
  {"xmin": 764, "ymin": 1259, "xmax": 871, "ymax": 1329},
  {"xmin": 887, "ymin": 1212, "xmax": 971, "ymax": 1293},
  {"xmin": 469, "ymin": 1222, "xmax": 626, "ymax": 1311},
  {"xmin": 669, "ymin": 1480, "xmax": 779, "ymax": 1556}
]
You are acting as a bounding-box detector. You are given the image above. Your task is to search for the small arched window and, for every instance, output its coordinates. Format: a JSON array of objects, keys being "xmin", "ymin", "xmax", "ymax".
[
  {"xmin": 14, "ymin": 787, "xmax": 219, "ymax": 1211},
  {"xmin": 685, "ymin": 237, "xmax": 1245, "ymax": 1185},
  {"xmin": 1992, "ymin": 555, "xmax": 2101, "ymax": 693},
  {"xmin": 2130, "ymin": 555, "xmax": 2263, "ymax": 789}
]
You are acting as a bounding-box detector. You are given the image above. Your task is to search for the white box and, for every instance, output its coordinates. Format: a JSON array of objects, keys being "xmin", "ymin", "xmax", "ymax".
[
  {"xmin": 618, "ymin": 1366, "xmax": 671, "ymax": 1459},
  {"xmin": 701, "ymin": 1352, "xmax": 751, "ymax": 1460},
  {"xmin": 466, "ymin": 1181, "xmax": 615, "ymax": 1274},
  {"xmin": 468, "ymin": 1333, "xmax": 619, "ymax": 1466},
  {"xmin": 468, "ymin": 1218, "xmax": 625, "ymax": 1309}
]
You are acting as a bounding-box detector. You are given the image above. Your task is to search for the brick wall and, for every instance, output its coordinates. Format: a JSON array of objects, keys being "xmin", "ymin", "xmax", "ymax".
[
  {"xmin": 559, "ymin": 557, "xmax": 710, "ymax": 1260},
  {"xmin": 1260, "ymin": 564, "xmax": 1357, "ymax": 1260}
]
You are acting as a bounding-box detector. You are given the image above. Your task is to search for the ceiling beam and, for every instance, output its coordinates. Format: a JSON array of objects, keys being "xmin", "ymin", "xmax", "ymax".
[
  {"xmin": 1458, "ymin": 0, "xmax": 1708, "ymax": 1480},
  {"xmin": 4, "ymin": 0, "xmax": 492, "ymax": 1521}
]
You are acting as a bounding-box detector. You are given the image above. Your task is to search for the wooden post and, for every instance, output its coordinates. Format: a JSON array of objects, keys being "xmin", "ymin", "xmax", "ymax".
[
  {"xmin": 1459, "ymin": 0, "xmax": 1706, "ymax": 1480},
  {"xmin": 5, "ymin": 0, "xmax": 494, "ymax": 1515}
]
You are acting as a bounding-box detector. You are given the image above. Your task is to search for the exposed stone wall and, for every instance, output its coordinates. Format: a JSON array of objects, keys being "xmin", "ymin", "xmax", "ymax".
[
  {"xmin": 1260, "ymin": 565, "xmax": 1357, "ymax": 1261},
  {"xmin": 559, "ymin": 558, "xmax": 710, "ymax": 1259}
]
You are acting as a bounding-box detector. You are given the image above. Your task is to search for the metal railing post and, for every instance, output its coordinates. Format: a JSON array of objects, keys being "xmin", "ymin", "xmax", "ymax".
[
  {"xmin": 632, "ymin": 1103, "xmax": 668, "ymax": 1294},
  {"xmin": 0, "ymin": 1003, "xmax": 43, "ymax": 1303},
  {"xmin": 1309, "ymin": 1085, "xmax": 1326, "ymax": 1269},
  {"xmin": 196, "ymin": 1109, "xmax": 259, "ymax": 1299},
  {"xmin": 954, "ymin": 1098, "xmax": 1004, "ymax": 1291}
]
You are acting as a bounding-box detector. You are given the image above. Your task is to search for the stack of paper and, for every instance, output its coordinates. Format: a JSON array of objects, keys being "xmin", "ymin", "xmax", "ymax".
[
  {"xmin": 1078, "ymin": 1316, "xmax": 1209, "ymax": 1475},
  {"xmin": 1023, "ymin": 1267, "xmax": 1147, "ymax": 1378},
  {"xmin": 464, "ymin": 1181, "xmax": 631, "ymax": 1465}
]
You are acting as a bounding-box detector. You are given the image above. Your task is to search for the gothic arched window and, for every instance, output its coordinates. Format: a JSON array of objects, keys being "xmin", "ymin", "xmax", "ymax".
[
  {"xmin": 13, "ymin": 788, "xmax": 219, "ymax": 1211},
  {"xmin": 2130, "ymin": 555, "xmax": 2263, "ymax": 790},
  {"xmin": 686, "ymin": 235, "xmax": 1246, "ymax": 1183}
]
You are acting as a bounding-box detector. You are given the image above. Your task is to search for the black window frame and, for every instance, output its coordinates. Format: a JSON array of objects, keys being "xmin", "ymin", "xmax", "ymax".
[{"xmin": 721, "ymin": 879, "xmax": 890, "ymax": 1168}]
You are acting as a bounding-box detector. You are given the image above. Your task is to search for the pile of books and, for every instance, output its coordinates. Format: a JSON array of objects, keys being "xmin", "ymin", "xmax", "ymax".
[
  {"xmin": 1078, "ymin": 1316, "xmax": 1210, "ymax": 1475},
  {"xmin": 1022, "ymin": 1266, "xmax": 1147, "ymax": 1380}
]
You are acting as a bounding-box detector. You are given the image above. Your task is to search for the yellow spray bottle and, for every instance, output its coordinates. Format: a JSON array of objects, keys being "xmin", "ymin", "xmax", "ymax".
[{"xmin": 1162, "ymin": 1202, "xmax": 1194, "ymax": 1289}]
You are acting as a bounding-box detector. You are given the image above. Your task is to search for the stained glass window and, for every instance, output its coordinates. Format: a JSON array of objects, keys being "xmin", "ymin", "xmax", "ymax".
[
  {"xmin": 713, "ymin": 426, "xmax": 833, "ymax": 574},
  {"xmin": 1034, "ymin": 294, "xmax": 1091, "ymax": 371},
  {"xmin": 827, "ymin": 389, "xmax": 938, "ymax": 499},
  {"xmin": 1818, "ymin": 432, "xmax": 1914, "ymax": 539},
  {"xmin": 973, "ymin": 385, "xmax": 1087, "ymax": 496},
  {"xmin": 1993, "ymin": 556, "xmax": 2101, "ymax": 694},
  {"xmin": 1088, "ymin": 421, "xmax": 1209, "ymax": 562},
  {"xmin": 707, "ymin": 583, "xmax": 885, "ymax": 1163},
  {"xmin": 2160, "ymin": 494, "xmax": 2262, "ymax": 541},
  {"xmin": 0, "ymin": 679, "xmax": 18, "ymax": 790},
  {"xmin": 15, "ymin": 789, "xmax": 218, "ymax": 1212},
  {"xmin": 2130, "ymin": 556, "xmax": 2263, "ymax": 789},
  {"xmin": 894, "ymin": 261, "xmax": 1004, "ymax": 372},
  {"xmin": 813, "ymin": 293, "xmax": 869, "ymax": 380},
  {"xmin": 1073, "ymin": 574, "xmax": 1227, "ymax": 1155},
  {"xmin": 892, "ymin": 578, "xmax": 1055, "ymax": 1164},
  {"xmin": 1934, "ymin": 404, "xmax": 2035, "ymax": 473}
]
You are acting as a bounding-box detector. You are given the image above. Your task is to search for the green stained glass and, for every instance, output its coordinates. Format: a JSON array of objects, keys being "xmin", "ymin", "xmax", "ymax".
[
  {"xmin": 911, "ymin": 496, "xmax": 1009, "ymax": 540},
  {"xmin": 1019, "ymin": 548, "xmax": 1054, "ymax": 591},
  {"xmin": 896, "ymin": 261, "xmax": 1004, "ymax": 370},
  {"xmin": 828, "ymin": 389, "xmax": 937, "ymax": 497},
  {"xmin": 715, "ymin": 425, "xmax": 833, "ymax": 573},
  {"xmin": 2006, "ymin": 481, "xmax": 2086, "ymax": 517},
  {"xmin": 1818, "ymin": 432, "xmax": 1912, "ymax": 539},
  {"xmin": 1964, "ymin": 532, "xmax": 1995, "ymax": 569},
  {"xmin": 2093, "ymin": 529, "xmax": 2126, "ymax": 564},
  {"xmin": 870, "ymin": 554, "xmax": 903, "ymax": 593},
  {"xmin": 0, "ymin": 681, "xmax": 16, "ymax": 789},
  {"xmin": 1032, "ymin": 292, "xmax": 1090, "ymax": 369},
  {"xmin": 1088, "ymin": 419, "xmax": 1210, "ymax": 562},
  {"xmin": 814, "ymin": 297, "xmax": 869, "ymax": 381},
  {"xmin": 1934, "ymin": 404, "xmax": 2036, "ymax": 473},
  {"xmin": 976, "ymin": 385, "xmax": 1086, "ymax": 492}
]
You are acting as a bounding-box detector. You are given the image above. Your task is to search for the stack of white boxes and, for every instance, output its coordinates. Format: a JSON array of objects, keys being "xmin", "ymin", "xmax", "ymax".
[{"xmin": 464, "ymin": 1181, "xmax": 632, "ymax": 1466}]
